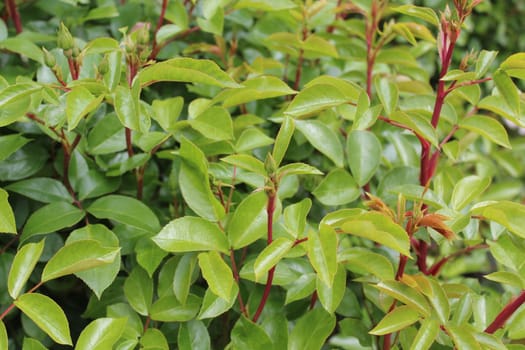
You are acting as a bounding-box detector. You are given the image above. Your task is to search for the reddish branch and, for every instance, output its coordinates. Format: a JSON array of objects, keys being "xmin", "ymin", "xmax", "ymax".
[
  {"xmin": 293, "ymin": 24, "xmax": 309, "ymax": 91},
  {"xmin": 486, "ymin": 290, "xmax": 525, "ymax": 334},
  {"xmin": 149, "ymin": 26, "xmax": 201, "ymax": 61},
  {"xmin": 428, "ymin": 244, "xmax": 488, "ymax": 276},
  {"xmin": 150, "ymin": 0, "xmax": 169, "ymax": 60},
  {"xmin": 5, "ymin": 0, "xmax": 22, "ymax": 33}
]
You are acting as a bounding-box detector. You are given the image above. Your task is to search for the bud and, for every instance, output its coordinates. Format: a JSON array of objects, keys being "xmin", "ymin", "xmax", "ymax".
[
  {"xmin": 57, "ymin": 22, "xmax": 75, "ymax": 51},
  {"xmin": 42, "ymin": 47, "xmax": 56, "ymax": 68},
  {"xmin": 71, "ymin": 47, "xmax": 80, "ymax": 59},
  {"xmin": 264, "ymin": 153, "xmax": 277, "ymax": 176},
  {"xmin": 98, "ymin": 55, "xmax": 109, "ymax": 75}
]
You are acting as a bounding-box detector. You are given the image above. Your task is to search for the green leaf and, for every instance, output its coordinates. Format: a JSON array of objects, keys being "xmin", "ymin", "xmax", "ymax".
[
  {"xmin": 113, "ymin": 85, "xmax": 140, "ymax": 131},
  {"xmin": 471, "ymin": 201, "xmax": 525, "ymax": 238},
  {"xmin": 153, "ymin": 216, "xmax": 229, "ymax": 253},
  {"xmin": 22, "ymin": 338, "xmax": 48, "ymax": 350},
  {"xmin": 508, "ymin": 306, "xmax": 525, "ymax": 339},
  {"xmin": 15, "ymin": 293, "xmax": 72, "ymax": 345},
  {"xmin": 277, "ymin": 163, "xmax": 323, "ymax": 177},
  {"xmin": 87, "ymin": 195, "xmax": 160, "ymax": 234},
  {"xmin": 375, "ymin": 281, "xmax": 431, "ymax": 317},
  {"xmin": 198, "ymin": 284, "xmax": 238, "ymax": 319},
  {"xmin": 305, "ymin": 76, "xmax": 362, "ymax": 101},
  {"xmin": 191, "ymin": 108, "xmax": 234, "ymax": 141},
  {"xmin": 459, "ymin": 115, "xmax": 511, "ymax": 148},
  {"xmin": 221, "ymin": 154, "xmax": 267, "ymax": 176},
  {"xmin": 389, "ymin": 184, "xmax": 446, "ymax": 209},
  {"xmin": 254, "ymin": 237, "xmax": 294, "ymax": 280},
  {"xmin": 0, "ymin": 321, "xmax": 6, "ymax": 350},
  {"xmin": 150, "ymin": 294, "xmax": 200, "ymax": 322},
  {"xmin": 374, "ymin": 77, "xmax": 398, "ymax": 116},
  {"xmin": 0, "ymin": 83, "xmax": 41, "ymax": 110},
  {"xmin": 412, "ymin": 275, "xmax": 450, "ymax": 323},
  {"xmin": 135, "ymin": 237, "xmax": 167, "ymax": 277},
  {"xmin": 295, "ymin": 120, "xmax": 344, "ymax": 167},
  {"xmin": 500, "ymin": 53, "xmax": 525, "ymax": 79},
  {"xmin": 302, "ymin": 34, "xmax": 338, "ymax": 58},
  {"xmin": 198, "ymin": 251, "xmax": 234, "ymax": 301},
  {"xmin": 66, "ymin": 86, "xmax": 103, "ymax": 131},
  {"xmin": 75, "ymin": 318, "xmax": 127, "ymax": 350},
  {"xmin": 346, "ymin": 130, "xmax": 382, "ymax": 187},
  {"xmin": 317, "ymin": 265, "xmax": 346, "ymax": 314},
  {"xmin": 230, "ymin": 316, "xmax": 273, "ymax": 350},
  {"xmin": 21, "ymin": 202, "xmax": 85, "ymax": 242},
  {"xmin": 493, "ymin": 69, "xmax": 520, "ymax": 116},
  {"xmin": 81, "ymin": 5, "xmax": 119, "ymax": 22},
  {"xmin": 450, "ymin": 175, "xmax": 491, "ymax": 211},
  {"xmin": 139, "ymin": 58, "xmax": 241, "ymax": 88},
  {"xmin": 285, "ymin": 84, "xmax": 350, "ymax": 118},
  {"xmin": 41, "ymin": 240, "xmax": 119, "ymax": 282},
  {"xmin": 0, "ymin": 134, "xmax": 30, "ymax": 161},
  {"xmin": 78, "ymin": 170, "xmax": 120, "ymax": 200},
  {"xmin": 391, "ymin": 111, "xmax": 439, "ymax": 147},
  {"xmin": 447, "ymin": 325, "xmax": 482, "ymax": 350},
  {"xmin": 141, "ymin": 328, "xmax": 169, "ymax": 350},
  {"xmin": 179, "ymin": 137, "xmax": 225, "ymax": 221},
  {"xmin": 288, "ymin": 307, "xmax": 336, "ymax": 350},
  {"xmin": 475, "ymin": 50, "xmax": 498, "ymax": 78},
  {"xmin": 103, "ymin": 50, "xmax": 122, "ymax": 92},
  {"xmin": 474, "ymin": 333, "xmax": 506, "ymax": 350},
  {"xmin": 283, "ymin": 198, "xmax": 311, "ymax": 239},
  {"xmin": 313, "ymin": 168, "xmax": 360, "ymax": 206},
  {"xmin": 272, "ymin": 116, "xmax": 295, "ymax": 167},
  {"xmin": 124, "ymin": 266, "xmax": 153, "ymax": 316},
  {"xmin": 228, "ymin": 191, "xmax": 269, "ymax": 249},
  {"xmin": 338, "ymin": 248, "xmax": 395, "ymax": 280},
  {"xmin": 235, "ymin": 0, "xmax": 297, "ymax": 11},
  {"xmin": 174, "ymin": 253, "xmax": 198, "ymax": 304},
  {"xmin": 152, "ymin": 96, "xmax": 184, "ymax": 132},
  {"xmin": 392, "ymin": 5, "xmax": 439, "ymax": 26},
  {"xmin": 339, "ymin": 212, "xmax": 410, "ymax": 256},
  {"xmin": 308, "ymin": 224, "xmax": 337, "ymax": 287},
  {"xmin": 369, "ymin": 305, "xmax": 420, "ymax": 335},
  {"xmin": 409, "ymin": 318, "xmax": 439, "ymax": 350},
  {"xmin": 87, "ymin": 113, "xmax": 126, "ymax": 155},
  {"xmin": 8, "ymin": 240, "xmax": 45, "ymax": 299},
  {"xmin": 285, "ymin": 273, "xmax": 316, "ymax": 305},
  {"xmin": 6, "ymin": 177, "xmax": 73, "ymax": 203},
  {"xmin": 0, "ymin": 38, "xmax": 43, "ymax": 62},
  {"xmin": 235, "ymin": 127, "xmax": 274, "ymax": 152},
  {"xmin": 178, "ymin": 320, "xmax": 211, "ymax": 350},
  {"xmin": 0, "ymin": 188, "xmax": 16, "ymax": 233}
]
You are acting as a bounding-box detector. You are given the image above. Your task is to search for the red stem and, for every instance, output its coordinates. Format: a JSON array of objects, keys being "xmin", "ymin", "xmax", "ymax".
[
  {"xmin": 428, "ymin": 244, "xmax": 488, "ymax": 276},
  {"xmin": 293, "ymin": 25, "xmax": 308, "ymax": 91},
  {"xmin": 230, "ymin": 249, "xmax": 248, "ymax": 317},
  {"xmin": 149, "ymin": 26, "xmax": 200, "ymax": 61},
  {"xmin": 67, "ymin": 58, "xmax": 79, "ymax": 80},
  {"xmin": 5, "ymin": 0, "xmax": 22, "ymax": 33},
  {"xmin": 309, "ymin": 291, "xmax": 318, "ymax": 310},
  {"xmin": 150, "ymin": 0, "xmax": 169, "ymax": 59},
  {"xmin": 252, "ymin": 192, "xmax": 276, "ymax": 322},
  {"xmin": 485, "ymin": 290, "xmax": 525, "ymax": 334},
  {"xmin": 0, "ymin": 281, "xmax": 43, "ymax": 320}
]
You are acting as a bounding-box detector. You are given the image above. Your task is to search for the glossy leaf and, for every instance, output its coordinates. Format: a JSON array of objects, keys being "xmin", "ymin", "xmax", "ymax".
[
  {"xmin": 150, "ymin": 294, "xmax": 200, "ymax": 322},
  {"xmin": 459, "ymin": 115, "xmax": 511, "ymax": 148},
  {"xmin": 75, "ymin": 318, "xmax": 127, "ymax": 350},
  {"xmin": 21, "ymin": 202, "xmax": 85, "ymax": 242},
  {"xmin": 0, "ymin": 83, "xmax": 41, "ymax": 110},
  {"xmin": 376, "ymin": 281, "xmax": 431, "ymax": 317},
  {"xmin": 87, "ymin": 195, "xmax": 160, "ymax": 234},
  {"xmin": 227, "ymin": 191, "xmax": 269, "ymax": 249},
  {"xmin": 273, "ymin": 116, "xmax": 295, "ymax": 167},
  {"xmin": 0, "ymin": 188, "xmax": 16, "ymax": 233},
  {"xmin": 140, "ymin": 328, "xmax": 169, "ymax": 350},
  {"xmin": 66, "ymin": 86, "xmax": 103, "ymax": 131},
  {"xmin": 124, "ymin": 266, "xmax": 153, "ymax": 316},
  {"xmin": 493, "ymin": 69, "xmax": 520, "ymax": 116},
  {"xmin": 447, "ymin": 325, "xmax": 482, "ymax": 350},
  {"xmin": 6, "ymin": 177, "xmax": 73, "ymax": 203},
  {"xmin": 508, "ymin": 306, "xmax": 525, "ymax": 339},
  {"xmin": 410, "ymin": 318, "xmax": 439, "ymax": 350},
  {"xmin": 308, "ymin": 224, "xmax": 337, "ymax": 287},
  {"xmin": 221, "ymin": 154, "xmax": 267, "ymax": 176},
  {"xmin": 41, "ymin": 240, "xmax": 119, "ymax": 282},
  {"xmin": 338, "ymin": 248, "xmax": 395, "ymax": 280},
  {"xmin": 285, "ymin": 273, "xmax": 316, "ymax": 305},
  {"xmin": 174, "ymin": 253, "xmax": 198, "ymax": 304},
  {"xmin": 15, "ymin": 293, "xmax": 72, "ymax": 345},
  {"xmin": 113, "ymin": 85, "xmax": 140, "ymax": 131},
  {"xmin": 295, "ymin": 120, "xmax": 344, "ymax": 167},
  {"xmin": 0, "ymin": 134, "xmax": 30, "ymax": 161},
  {"xmin": 198, "ymin": 251, "xmax": 234, "ymax": 301},
  {"xmin": 375, "ymin": 77, "xmax": 398, "ymax": 116},
  {"xmin": 450, "ymin": 175, "xmax": 491, "ymax": 211},
  {"xmin": 139, "ymin": 58, "xmax": 241, "ymax": 88},
  {"xmin": 370, "ymin": 305, "xmax": 420, "ymax": 335},
  {"xmin": 8, "ymin": 240, "xmax": 45, "ymax": 299},
  {"xmin": 288, "ymin": 307, "xmax": 336, "ymax": 350},
  {"xmin": 393, "ymin": 5, "xmax": 439, "ymax": 26},
  {"xmin": 217, "ymin": 75, "xmax": 296, "ymax": 107},
  {"xmin": 317, "ymin": 265, "xmax": 346, "ymax": 314},
  {"xmin": 285, "ymin": 84, "xmax": 350, "ymax": 118},
  {"xmin": 230, "ymin": 316, "xmax": 273, "ymax": 349},
  {"xmin": 190, "ymin": 106, "xmax": 233, "ymax": 141},
  {"xmin": 312, "ymin": 168, "xmax": 360, "ymax": 206},
  {"xmin": 0, "ymin": 321, "xmax": 6, "ymax": 350},
  {"xmin": 471, "ymin": 201, "xmax": 525, "ymax": 238},
  {"xmin": 198, "ymin": 284, "xmax": 238, "ymax": 319},
  {"xmin": 476, "ymin": 50, "xmax": 498, "ymax": 78},
  {"xmin": 346, "ymin": 130, "xmax": 382, "ymax": 187},
  {"xmin": 152, "ymin": 96, "xmax": 184, "ymax": 132},
  {"xmin": 153, "ymin": 216, "xmax": 229, "ymax": 253},
  {"xmin": 283, "ymin": 198, "xmax": 311, "ymax": 239},
  {"xmin": 178, "ymin": 320, "xmax": 211, "ymax": 350},
  {"xmin": 254, "ymin": 237, "xmax": 294, "ymax": 280}
]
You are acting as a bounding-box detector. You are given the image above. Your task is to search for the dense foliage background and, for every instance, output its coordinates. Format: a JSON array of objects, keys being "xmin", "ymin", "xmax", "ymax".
[{"xmin": 1, "ymin": 0, "xmax": 525, "ymax": 349}]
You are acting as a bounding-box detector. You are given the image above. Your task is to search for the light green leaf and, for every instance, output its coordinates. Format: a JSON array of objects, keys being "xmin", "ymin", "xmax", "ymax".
[
  {"xmin": 139, "ymin": 58, "xmax": 241, "ymax": 88},
  {"xmin": 308, "ymin": 224, "xmax": 337, "ymax": 287},
  {"xmin": 234, "ymin": 0, "xmax": 297, "ymax": 11},
  {"xmin": 153, "ymin": 216, "xmax": 229, "ymax": 253},
  {"xmin": 21, "ymin": 202, "xmax": 84, "ymax": 242},
  {"xmin": 235, "ymin": 127, "xmax": 274, "ymax": 152},
  {"xmin": 305, "ymin": 76, "xmax": 361, "ymax": 101},
  {"xmin": 474, "ymin": 333, "xmax": 506, "ymax": 350},
  {"xmin": 317, "ymin": 265, "xmax": 346, "ymax": 314},
  {"xmin": 198, "ymin": 284, "xmax": 238, "ymax": 320},
  {"xmin": 459, "ymin": 115, "xmax": 511, "ymax": 148},
  {"xmin": 346, "ymin": 130, "xmax": 382, "ymax": 187},
  {"xmin": 113, "ymin": 85, "xmax": 140, "ymax": 131},
  {"xmin": 392, "ymin": 5, "xmax": 439, "ymax": 26},
  {"xmin": 152, "ymin": 96, "xmax": 184, "ymax": 132},
  {"xmin": 374, "ymin": 77, "xmax": 398, "ymax": 116},
  {"xmin": 0, "ymin": 83, "xmax": 41, "ymax": 109},
  {"xmin": 22, "ymin": 338, "xmax": 48, "ymax": 350},
  {"xmin": 135, "ymin": 237, "xmax": 167, "ymax": 277},
  {"xmin": 15, "ymin": 293, "xmax": 72, "ymax": 345},
  {"xmin": 285, "ymin": 84, "xmax": 350, "ymax": 118},
  {"xmin": 283, "ymin": 198, "xmax": 311, "ymax": 239},
  {"xmin": 500, "ymin": 52, "xmax": 525, "ymax": 79},
  {"xmin": 75, "ymin": 318, "xmax": 127, "ymax": 350},
  {"xmin": 86, "ymin": 112, "xmax": 126, "ymax": 155},
  {"xmin": 369, "ymin": 305, "xmax": 420, "ymax": 335},
  {"xmin": 124, "ymin": 266, "xmax": 153, "ymax": 316},
  {"xmin": 178, "ymin": 320, "xmax": 211, "ymax": 350},
  {"xmin": 141, "ymin": 328, "xmax": 169, "ymax": 350},
  {"xmin": 313, "ymin": 168, "xmax": 360, "ymax": 206},
  {"xmin": 288, "ymin": 307, "xmax": 336, "ymax": 350},
  {"xmin": 228, "ymin": 191, "xmax": 269, "ymax": 249},
  {"xmin": 150, "ymin": 294, "xmax": 200, "ymax": 322},
  {"xmin": 277, "ymin": 163, "xmax": 323, "ymax": 177},
  {"xmin": 174, "ymin": 253, "xmax": 198, "ymax": 304},
  {"xmin": 295, "ymin": 119, "xmax": 344, "ymax": 167},
  {"xmin": 493, "ymin": 69, "xmax": 520, "ymax": 116},
  {"xmin": 221, "ymin": 154, "xmax": 267, "ymax": 176},
  {"xmin": 0, "ymin": 321, "xmax": 6, "ymax": 350},
  {"xmin": 0, "ymin": 134, "xmax": 30, "ymax": 161},
  {"xmin": 81, "ymin": 5, "xmax": 119, "ymax": 22},
  {"xmin": 409, "ymin": 318, "xmax": 439, "ymax": 350},
  {"xmin": 285, "ymin": 273, "xmax": 316, "ymax": 305},
  {"xmin": 0, "ymin": 38, "xmax": 43, "ymax": 62},
  {"xmin": 6, "ymin": 177, "xmax": 73, "ymax": 203},
  {"xmin": 0, "ymin": 188, "xmax": 16, "ymax": 233},
  {"xmin": 66, "ymin": 86, "xmax": 103, "ymax": 131},
  {"xmin": 231, "ymin": 316, "xmax": 273, "ymax": 350},
  {"xmin": 447, "ymin": 325, "xmax": 482, "ymax": 350},
  {"xmin": 87, "ymin": 195, "xmax": 160, "ymax": 234},
  {"xmin": 273, "ymin": 116, "xmax": 295, "ymax": 167},
  {"xmin": 190, "ymin": 106, "xmax": 233, "ymax": 141},
  {"xmin": 8, "ymin": 240, "xmax": 45, "ymax": 299},
  {"xmin": 82, "ymin": 37, "xmax": 119, "ymax": 55},
  {"xmin": 338, "ymin": 248, "xmax": 395, "ymax": 280},
  {"xmin": 198, "ymin": 251, "xmax": 234, "ymax": 301},
  {"xmin": 475, "ymin": 50, "xmax": 498, "ymax": 78},
  {"xmin": 471, "ymin": 201, "xmax": 525, "ymax": 238},
  {"xmin": 41, "ymin": 240, "xmax": 119, "ymax": 282},
  {"xmin": 302, "ymin": 35, "xmax": 338, "ymax": 58},
  {"xmin": 450, "ymin": 175, "xmax": 491, "ymax": 211},
  {"xmin": 375, "ymin": 281, "xmax": 431, "ymax": 317},
  {"xmin": 254, "ymin": 237, "xmax": 294, "ymax": 280}
]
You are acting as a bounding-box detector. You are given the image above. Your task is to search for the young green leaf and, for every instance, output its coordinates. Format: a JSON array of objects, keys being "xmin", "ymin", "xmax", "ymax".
[
  {"xmin": 450, "ymin": 176, "xmax": 491, "ymax": 211},
  {"xmin": 475, "ymin": 50, "xmax": 498, "ymax": 78},
  {"xmin": 198, "ymin": 251, "xmax": 235, "ymax": 301},
  {"xmin": 8, "ymin": 239, "xmax": 45, "ymax": 299},
  {"xmin": 459, "ymin": 115, "xmax": 511, "ymax": 148},
  {"xmin": 471, "ymin": 201, "xmax": 525, "ymax": 238},
  {"xmin": 227, "ymin": 191, "xmax": 269, "ymax": 249},
  {"xmin": 152, "ymin": 96, "xmax": 184, "ymax": 132},
  {"xmin": 0, "ymin": 188, "xmax": 16, "ymax": 234},
  {"xmin": 317, "ymin": 265, "xmax": 346, "ymax": 314},
  {"xmin": 0, "ymin": 83, "xmax": 42, "ymax": 110},
  {"xmin": 152, "ymin": 216, "xmax": 229, "ymax": 253},
  {"xmin": 66, "ymin": 86, "xmax": 103, "ymax": 131},
  {"xmin": 221, "ymin": 154, "xmax": 267, "ymax": 176},
  {"xmin": 409, "ymin": 318, "xmax": 439, "ymax": 350},
  {"xmin": 288, "ymin": 307, "xmax": 336, "ymax": 350},
  {"xmin": 0, "ymin": 134, "xmax": 30, "ymax": 161},
  {"xmin": 198, "ymin": 284, "xmax": 238, "ymax": 320},
  {"xmin": 190, "ymin": 106, "xmax": 233, "ymax": 141},
  {"xmin": 150, "ymin": 294, "xmax": 200, "ymax": 322},
  {"xmin": 374, "ymin": 77, "xmax": 399, "ymax": 116},
  {"xmin": 493, "ymin": 69, "xmax": 520, "ymax": 116},
  {"xmin": 295, "ymin": 120, "xmax": 344, "ymax": 167},
  {"xmin": 41, "ymin": 240, "xmax": 120, "ymax": 282},
  {"xmin": 375, "ymin": 281, "xmax": 431, "ymax": 317},
  {"xmin": 230, "ymin": 316, "xmax": 273, "ymax": 350},
  {"xmin": 283, "ymin": 198, "xmax": 311, "ymax": 239},
  {"xmin": 0, "ymin": 320, "xmax": 6, "ymax": 350},
  {"xmin": 285, "ymin": 273, "xmax": 316, "ymax": 305},
  {"xmin": 285, "ymin": 84, "xmax": 349, "ymax": 118},
  {"xmin": 178, "ymin": 320, "xmax": 211, "ymax": 350},
  {"xmin": 135, "ymin": 236, "xmax": 167, "ymax": 277},
  {"xmin": 346, "ymin": 130, "xmax": 382, "ymax": 186},
  {"xmin": 22, "ymin": 338, "xmax": 48, "ymax": 350},
  {"xmin": 369, "ymin": 305, "xmax": 420, "ymax": 335},
  {"xmin": 124, "ymin": 266, "xmax": 153, "ymax": 316},
  {"xmin": 272, "ymin": 116, "xmax": 295, "ymax": 167},
  {"xmin": 392, "ymin": 5, "xmax": 439, "ymax": 26},
  {"xmin": 338, "ymin": 248, "xmax": 395, "ymax": 280},
  {"xmin": 307, "ymin": 224, "xmax": 337, "ymax": 287},
  {"xmin": 75, "ymin": 318, "xmax": 127, "ymax": 350},
  {"xmin": 313, "ymin": 168, "xmax": 360, "ymax": 206},
  {"xmin": 254, "ymin": 237, "xmax": 294, "ymax": 281},
  {"xmin": 447, "ymin": 325, "xmax": 482, "ymax": 350},
  {"xmin": 113, "ymin": 85, "xmax": 140, "ymax": 131},
  {"xmin": 14, "ymin": 293, "xmax": 72, "ymax": 345},
  {"xmin": 174, "ymin": 253, "xmax": 198, "ymax": 305}
]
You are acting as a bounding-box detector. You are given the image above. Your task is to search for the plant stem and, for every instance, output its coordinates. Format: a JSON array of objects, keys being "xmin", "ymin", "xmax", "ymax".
[
  {"xmin": 485, "ymin": 290, "xmax": 525, "ymax": 334},
  {"xmin": 0, "ymin": 281, "xmax": 43, "ymax": 320},
  {"xmin": 230, "ymin": 249, "xmax": 248, "ymax": 318},
  {"xmin": 5, "ymin": 0, "xmax": 22, "ymax": 33},
  {"xmin": 150, "ymin": 0, "xmax": 168, "ymax": 60},
  {"xmin": 309, "ymin": 291, "xmax": 318, "ymax": 310},
  {"xmin": 67, "ymin": 57, "xmax": 79, "ymax": 80},
  {"xmin": 428, "ymin": 243, "xmax": 488, "ymax": 276},
  {"xmin": 293, "ymin": 24, "xmax": 308, "ymax": 91},
  {"xmin": 252, "ymin": 191, "xmax": 276, "ymax": 322}
]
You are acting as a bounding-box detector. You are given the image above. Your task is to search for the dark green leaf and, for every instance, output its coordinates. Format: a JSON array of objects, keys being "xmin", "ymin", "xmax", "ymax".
[{"xmin": 6, "ymin": 177, "xmax": 73, "ymax": 203}]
